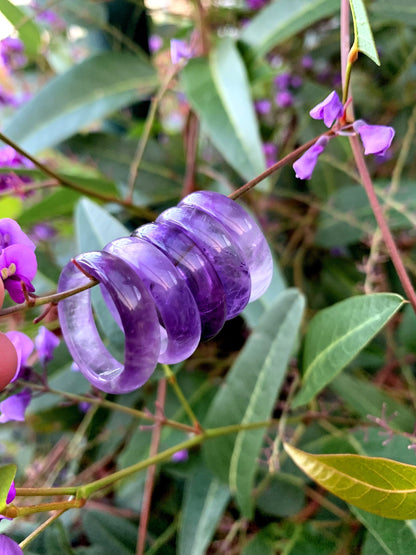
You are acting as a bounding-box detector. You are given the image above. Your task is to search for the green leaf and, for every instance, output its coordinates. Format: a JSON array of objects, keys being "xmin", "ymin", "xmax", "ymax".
[
  {"xmin": 181, "ymin": 39, "xmax": 267, "ymax": 185},
  {"xmin": 351, "ymin": 506, "xmax": 416, "ymax": 554},
  {"xmin": 178, "ymin": 466, "xmax": 230, "ymax": 555},
  {"xmin": 0, "ymin": 0, "xmax": 41, "ymax": 56},
  {"xmin": 293, "ymin": 293, "xmax": 405, "ymax": 407},
  {"xmin": 284, "ymin": 443, "xmax": 416, "ymax": 520},
  {"xmin": 82, "ymin": 511, "xmax": 137, "ymax": 555},
  {"xmin": 370, "ymin": 0, "xmax": 416, "ymax": 27},
  {"xmin": 4, "ymin": 52, "xmax": 157, "ymax": 154},
  {"xmin": 203, "ymin": 289, "xmax": 305, "ymax": 517},
  {"xmin": 349, "ymin": 0, "xmax": 380, "ymax": 65},
  {"xmin": 240, "ymin": 0, "xmax": 339, "ymax": 57},
  {"xmin": 0, "ymin": 464, "xmax": 16, "ymax": 511}
]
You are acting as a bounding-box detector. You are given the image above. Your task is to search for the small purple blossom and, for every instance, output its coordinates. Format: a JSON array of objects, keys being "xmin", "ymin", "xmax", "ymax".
[
  {"xmin": 171, "ymin": 449, "xmax": 189, "ymax": 462},
  {"xmin": 30, "ymin": 223, "xmax": 56, "ymax": 242},
  {"xmin": 353, "ymin": 120, "xmax": 395, "ymax": 156},
  {"xmin": 246, "ymin": 0, "xmax": 268, "ymax": 9},
  {"xmin": 6, "ymin": 481, "xmax": 16, "ymax": 505},
  {"xmin": 0, "ymin": 37, "xmax": 26, "ymax": 70},
  {"xmin": 301, "ymin": 55, "xmax": 314, "ymax": 70},
  {"xmin": 0, "ymin": 244, "xmax": 37, "ymax": 303},
  {"xmin": 309, "ymin": 90, "xmax": 343, "ymax": 128},
  {"xmin": 274, "ymin": 73, "xmax": 291, "ymax": 90},
  {"xmin": 149, "ymin": 35, "xmax": 163, "ymax": 53},
  {"xmin": 254, "ymin": 99, "xmax": 272, "ymax": 115},
  {"xmin": 5, "ymin": 331, "xmax": 34, "ymax": 381},
  {"xmin": 35, "ymin": 326, "xmax": 60, "ymax": 365},
  {"xmin": 293, "ymin": 136, "xmax": 329, "ymax": 180},
  {"xmin": 170, "ymin": 40, "xmax": 193, "ymax": 65},
  {"xmin": 263, "ymin": 142, "xmax": 278, "ymax": 168},
  {"xmin": 0, "ymin": 535, "xmax": 23, "ymax": 554},
  {"xmin": 0, "ymin": 388, "xmax": 31, "ymax": 423},
  {"xmin": 291, "ymin": 75, "xmax": 303, "ymax": 89},
  {"xmin": 275, "ymin": 90, "xmax": 294, "ymax": 108}
]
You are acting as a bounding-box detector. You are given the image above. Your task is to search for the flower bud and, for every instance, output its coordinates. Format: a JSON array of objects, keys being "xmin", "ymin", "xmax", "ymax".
[{"xmin": 0, "ymin": 333, "xmax": 18, "ymax": 391}]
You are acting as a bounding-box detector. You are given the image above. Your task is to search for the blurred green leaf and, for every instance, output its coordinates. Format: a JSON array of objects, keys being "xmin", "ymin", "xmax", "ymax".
[
  {"xmin": 181, "ymin": 39, "xmax": 266, "ymax": 185},
  {"xmin": 351, "ymin": 506, "xmax": 416, "ymax": 553},
  {"xmin": 256, "ymin": 473, "xmax": 305, "ymax": 517},
  {"xmin": 82, "ymin": 511, "xmax": 137, "ymax": 555},
  {"xmin": 349, "ymin": 0, "xmax": 380, "ymax": 65},
  {"xmin": 204, "ymin": 289, "xmax": 305, "ymax": 517},
  {"xmin": 0, "ymin": 196, "xmax": 22, "ymax": 219},
  {"xmin": 0, "ymin": 0, "xmax": 41, "ymax": 56},
  {"xmin": 241, "ymin": 527, "xmax": 276, "ymax": 555},
  {"xmin": 5, "ymin": 52, "xmax": 157, "ymax": 153},
  {"xmin": 240, "ymin": 0, "xmax": 339, "ymax": 57},
  {"xmin": 370, "ymin": 0, "xmax": 416, "ymax": 27},
  {"xmin": 285, "ymin": 443, "xmax": 416, "ymax": 519},
  {"xmin": 179, "ymin": 466, "xmax": 230, "ymax": 555},
  {"xmin": 0, "ymin": 464, "xmax": 16, "ymax": 510},
  {"xmin": 293, "ymin": 294, "xmax": 405, "ymax": 407}
]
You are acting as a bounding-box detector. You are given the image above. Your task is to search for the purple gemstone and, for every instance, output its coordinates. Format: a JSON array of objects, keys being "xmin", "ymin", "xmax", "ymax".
[
  {"xmin": 157, "ymin": 205, "xmax": 251, "ymax": 320},
  {"xmin": 104, "ymin": 237, "xmax": 201, "ymax": 363},
  {"xmin": 57, "ymin": 251, "xmax": 161, "ymax": 394},
  {"xmin": 134, "ymin": 222, "xmax": 227, "ymax": 339},
  {"xmin": 179, "ymin": 192, "xmax": 273, "ymax": 302}
]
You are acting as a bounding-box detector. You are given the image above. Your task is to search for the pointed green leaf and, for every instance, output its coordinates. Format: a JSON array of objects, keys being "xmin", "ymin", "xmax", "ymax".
[
  {"xmin": 4, "ymin": 52, "xmax": 157, "ymax": 154},
  {"xmin": 0, "ymin": 464, "xmax": 17, "ymax": 511},
  {"xmin": 0, "ymin": 0, "xmax": 41, "ymax": 56},
  {"xmin": 293, "ymin": 293, "xmax": 405, "ymax": 407},
  {"xmin": 179, "ymin": 467, "xmax": 230, "ymax": 555},
  {"xmin": 351, "ymin": 506, "xmax": 416, "ymax": 554},
  {"xmin": 284, "ymin": 443, "xmax": 416, "ymax": 520},
  {"xmin": 203, "ymin": 289, "xmax": 305, "ymax": 517},
  {"xmin": 181, "ymin": 39, "xmax": 267, "ymax": 185},
  {"xmin": 240, "ymin": 0, "xmax": 339, "ymax": 57},
  {"xmin": 349, "ymin": 0, "xmax": 380, "ymax": 65}
]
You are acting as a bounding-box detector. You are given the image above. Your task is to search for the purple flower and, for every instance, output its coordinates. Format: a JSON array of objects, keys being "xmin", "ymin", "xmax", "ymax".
[
  {"xmin": 6, "ymin": 481, "xmax": 16, "ymax": 505},
  {"xmin": 353, "ymin": 120, "xmax": 395, "ymax": 156},
  {"xmin": 263, "ymin": 142, "xmax": 278, "ymax": 168},
  {"xmin": 0, "ymin": 388, "xmax": 31, "ymax": 423},
  {"xmin": 170, "ymin": 40, "xmax": 193, "ymax": 65},
  {"xmin": 149, "ymin": 35, "xmax": 163, "ymax": 53},
  {"xmin": 293, "ymin": 136, "xmax": 329, "ymax": 180},
  {"xmin": 0, "ymin": 535, "xmax": 23, "ymax": 554},
  {"xmin": 291, "ymin": 75, "xmax": 303, "ymax": 89},
  {"xmin": 0, "ymin": 37, "xmax": 26, "ymax": 69},
  {"xmin": 255, "ymin": 99, "xmax": 272, "ymax": 115},
  {"xmin": 171, "ymin": 449, "xmax": 189, "ymax": 462},
  {"xmin": 35, "ymin": 326, "xmax": 60, "ymax": 365},
  {"xmin": 30, "ymin": 223, "xmax": 56, "ymax": 242},
  {"xmin": 275, "ymin": 90, "xmax": 294, "ymax": 108},
  {"xmin": 274, "ymin": 73, "xmax": 291, "ymax": 90},
  {"xmin": 246, "ymin": 0, "xmax": 268, "ymax": 9},
  {"xmin": 309, "ymin": 90, "xmax": 343, "ymax": 128},
  {"xmin": 301, "ymin": 55, "xmax": 314, "ymax": 70},
  {"xmin": 5, "ymin": 331, "xmax": 34, "ymax": 381},
  {"xmin": 0, "ymin": 218, "xmax": 36, "ymax": 250},
  {"xmin": 0, "ymin": 244, "xmax": 37, "ymax": 303}
]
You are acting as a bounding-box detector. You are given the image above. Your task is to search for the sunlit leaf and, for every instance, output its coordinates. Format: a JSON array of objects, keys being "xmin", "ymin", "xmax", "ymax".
[
  {"xmin": 285, "ymin": 443, "xmax": 416, "ymax": 519},
  {"xmin": 293, "ymin": 293, "xmax": 405, "ymax": 407},
  {"xmin": 349, "ymin": 0, "xmax": 380, "ymax": 65},
  {"xmin": 0, "ymin": 464, "xmax": 16, "ymax": 511},
  {"xmin": 0, "ymin": 0, "xmax": 41, "ymax": 56}
]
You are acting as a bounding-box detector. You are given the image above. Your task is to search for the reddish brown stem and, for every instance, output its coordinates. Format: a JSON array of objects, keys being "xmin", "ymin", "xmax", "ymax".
[{"xmin": 349, "ymin": 135, "xmax": 416, "ymax": 313}]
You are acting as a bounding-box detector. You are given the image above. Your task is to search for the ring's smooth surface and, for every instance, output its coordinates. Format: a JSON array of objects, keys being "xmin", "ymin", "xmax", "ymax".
[{"xmin": 57, "ymin": 250, "xmax": 161, "ymax": 394}]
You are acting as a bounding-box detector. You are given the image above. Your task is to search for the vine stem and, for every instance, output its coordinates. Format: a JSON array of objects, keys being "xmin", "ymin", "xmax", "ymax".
[
  {"xmin": 19, "ymin": 509, "xmax": 68, "ymax": 551},
  {"xmin": 162, "ymin": 364, "xmax": 203, "ymax": 431},
  {"xmin": 228, "ymin": 134, "xmax": 327, "ymax": 201},
  {"xmin": 0, "ymin": 132, "xmax": 153, "ymax": 218},
  {"xmin": 136, "ymin": 379, "xmax": 166, "ymax": 555},
  {"xmin": 349, "ymin": 135, "xmax": 416, "ymax": 313}
]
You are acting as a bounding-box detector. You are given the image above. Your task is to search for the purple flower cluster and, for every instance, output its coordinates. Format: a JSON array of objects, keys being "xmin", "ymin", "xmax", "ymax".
[
  {"xmin": 246, "ymin": 0, "xmax": 268, "ymax": 9},
  {"xmin": 58, "ymin": 191, "xmax": 273, "ymax": 394},
  {"xmin": 170, "ymin": 39, "xmax": 194, "ymax": 65},
  {"xmin": 30, "ymin": 2, "xmax": 66, "ymax": 31},
  {"xmin": 293, "ymin": 90, "xmax": 395, "ymax": 179},
  {"xmin": 0, "ymin": 219, "xmax": 37, "ymax": 303},
  {"xmin": 0, "ymin": 146, "xmax": 34, "ymax": 193},
  {"xmin": 0, "ymin": 37, "xmax": 26, "ymax": 70}
]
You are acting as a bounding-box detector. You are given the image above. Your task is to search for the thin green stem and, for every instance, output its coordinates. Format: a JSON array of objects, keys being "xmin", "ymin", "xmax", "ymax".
[
  {"xmin": 228, "ymin": 134, "xmax": 327, "ymax": 201},
  {"xmin": 0, "ymin": 278, "xmax": 97, "ymax": 320},
  {"xmin": 126, "ymin": 66, "xmax": 178, "ymax": 203},
  {"xmin": 19, "ymin": 509, "xmax": 68, "ymax": 551},
  {"xmin": 162, "ymin": 364, "xmax": 203, "ymax": 430},
  {"xmin": 5, "ymin": 498, "xmax": 84, "ymax": 519},
  {"xmin": 0, "ymin": 132, "xmax": 153, "ymax": 218},
  {"xmin": 18, "ymin": 382, "xmax": 196, "ymax": 434},
  {"xmin": 15, "ymin": 486, "xmax": 78, "ymax": 497}
]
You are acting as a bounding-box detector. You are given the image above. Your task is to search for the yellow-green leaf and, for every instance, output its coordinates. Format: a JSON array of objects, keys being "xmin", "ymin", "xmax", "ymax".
[
  {"xmin": 284, "ymin": 443, "xmax": 416, "ymax": 520},
  {"xmin": 0, "ymin": 464, "xmax": 16, "ymax": 511}
]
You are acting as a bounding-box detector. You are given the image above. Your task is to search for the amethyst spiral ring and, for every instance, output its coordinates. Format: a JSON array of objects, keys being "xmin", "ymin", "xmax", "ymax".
[{"xmin": 58, "ymin": 191, "xmax": 273, "ymax": 394}]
